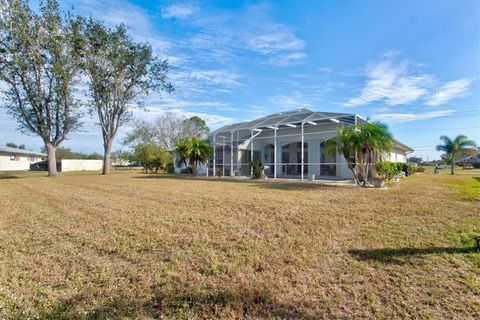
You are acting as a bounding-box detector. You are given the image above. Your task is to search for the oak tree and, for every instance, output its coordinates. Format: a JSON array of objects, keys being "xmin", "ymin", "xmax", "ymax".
[{"xmin": 0, "ymin": 0, "xmax": 83, "ymax": 176}]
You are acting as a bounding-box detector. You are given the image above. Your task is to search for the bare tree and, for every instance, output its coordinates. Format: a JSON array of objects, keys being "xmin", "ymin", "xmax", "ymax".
[
  {"xmin": 0, "ymin": 0, "xmax": 82, "ymax": 176},
  {"xmin": 78, "ymin": 18, "xmax": 173, "ymax": 175},
  {"xmin": 154, "ymin": 112, "xmax": 186, "ymax": 151}
]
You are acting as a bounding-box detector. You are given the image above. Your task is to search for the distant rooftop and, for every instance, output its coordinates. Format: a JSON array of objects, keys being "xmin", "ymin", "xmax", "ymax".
[
  {"xmin": 0, "ymin": 146, "xmax": 47, "ymax": 157},
  {"xmin": 211, "ymin": 109, "xmax": 357, "ymax": 135}
]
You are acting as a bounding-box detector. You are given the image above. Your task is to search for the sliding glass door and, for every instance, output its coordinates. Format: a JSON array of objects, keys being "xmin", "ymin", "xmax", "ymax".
[{"xmin": 320, "ymin": 141, "xmax": 336, "ymax": 176}]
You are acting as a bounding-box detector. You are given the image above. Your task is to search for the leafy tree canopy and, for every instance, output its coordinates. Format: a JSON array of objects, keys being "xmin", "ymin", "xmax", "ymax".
[
  {"xmin": 175, "ymin": 137, "xmax": 212, "ymax": 176},
  {"xmin": 0, "ymin": 0, "xmax": 83, "ymax": 176},
  {"xmin": 436, "ymin": 135, "xmax": 476, "ymax": 174},
  {"xmin": 76, "ymin": 17, "xmax": 174, "ymax": 174}
]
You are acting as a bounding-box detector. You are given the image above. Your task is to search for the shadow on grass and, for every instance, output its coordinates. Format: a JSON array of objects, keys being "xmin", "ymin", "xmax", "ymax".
[
  {"xmin": 35, "ymin": 285, "xmax": 320, "ymax": 320},
  {"xmin": 349, "ymin": 246, "xmax": 478, "ymax": 264},
  {"xmin": 0, "ymin": 174, "xmax": 19, "ymax": 179},
  {"xmin": 473, "ymin": 177, "xmax": 480, "ymax": 183},
  {"xmin": 132, "ymin": 174, "xmax": 349, "ymax": 191}
]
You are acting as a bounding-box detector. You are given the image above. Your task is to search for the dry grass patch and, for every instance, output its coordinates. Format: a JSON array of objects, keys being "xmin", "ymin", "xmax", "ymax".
[{"xmin": 0, "ymin": 171, "xmax": 479, "ymax": 319}]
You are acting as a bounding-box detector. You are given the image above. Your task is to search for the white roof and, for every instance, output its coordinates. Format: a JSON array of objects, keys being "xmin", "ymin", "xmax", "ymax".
[{"xmin": 0, "ymin": 146, "xmax": 47, "ymax": 157}]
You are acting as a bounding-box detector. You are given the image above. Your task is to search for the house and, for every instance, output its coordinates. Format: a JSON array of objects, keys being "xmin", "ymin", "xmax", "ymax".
[
  {"xmin": 206, "ymin": 109, "xmax": 413, "ymax": 180},
  {"xmin": 456, "ymin": 153, "xmax": 480, "ymax": 167},
  {"xmin": 0, "ymin": 146, "xmax": 46, "ymax": 171}
]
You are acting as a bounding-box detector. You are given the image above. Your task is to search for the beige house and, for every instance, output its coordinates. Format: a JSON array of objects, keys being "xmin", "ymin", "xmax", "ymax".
[{"xmin": 0, "ymin": 146, "xmax": 46, "ymax": 171}]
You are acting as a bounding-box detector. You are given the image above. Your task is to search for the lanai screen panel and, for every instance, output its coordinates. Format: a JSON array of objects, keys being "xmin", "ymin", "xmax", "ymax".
[{"xmin": 275, "ymin": 110, "xmax": 314, "ymax": 127}]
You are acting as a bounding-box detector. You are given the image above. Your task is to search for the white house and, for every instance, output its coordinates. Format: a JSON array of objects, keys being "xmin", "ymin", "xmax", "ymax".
[
  {"xmin": 0, "ymin": 146, "xmax": 46, "ymax": 171},
  {"xmin": 207, "ymin": 109, "xmax": 413, "ymax": 180}
]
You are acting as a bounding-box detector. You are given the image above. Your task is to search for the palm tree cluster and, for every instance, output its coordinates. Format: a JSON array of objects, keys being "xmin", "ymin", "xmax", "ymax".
[
  {"xmin": 327, "ymin": 121, "xmax": 393, "ymax": 186},
  {"xmin": 436, "ymin": 135, "xmax": 476, "ymax": 175},
  {"xmin": 175, "ymin": 137, "xmax": 212, "ymax": 176}
]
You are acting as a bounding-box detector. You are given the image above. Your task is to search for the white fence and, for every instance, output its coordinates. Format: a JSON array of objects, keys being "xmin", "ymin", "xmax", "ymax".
[{"xmin": 61, "ymin": 159, "xmax": 103, "ymax": 172}]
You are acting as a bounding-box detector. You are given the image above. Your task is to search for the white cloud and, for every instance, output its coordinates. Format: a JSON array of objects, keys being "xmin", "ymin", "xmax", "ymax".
[
  {"xmin": 63, "ymin": 0, "xmax": 152, "ymax": 36},
  {"xmin": 162, "ymin": 4, "xmax": 197, "ymax": 19},
  {"xmin": 268, "ymin": 91, "xmax": 323, "ymax": 109},
  {"xmin": 270, "ymin": 52, "xmax": 307, "ymax": 67},
  {"xmin": 247, "ymin": 31, "xmax": 305, "ymax": 54},
  {"xmin": 425, "ymin": 78, "xmax": 473, "ymax": 106},
  {"xmin": 345, "ymin": 55, "xmax": 474, "ymax": 108},
  {"xmin": 188, "ymin": 70, "xmax": 243, "ymax": 87},
  {"xmin": 144, "ymin": 96, "xmax": 237, "ymax": 112},
  {"xmin": 174, "ymin": 3, "xmax": 307, "ymax": 67},
  {"xmin": 135, "ymin": 106, "xmax": 234, "ymax": 129},
  {"xmin": 345, "ymin": 59, "xmax": 435, "ymax": 106},
  {"xmin": 373, "ymin": 110, "xmax": 454, "ymax": 123}
]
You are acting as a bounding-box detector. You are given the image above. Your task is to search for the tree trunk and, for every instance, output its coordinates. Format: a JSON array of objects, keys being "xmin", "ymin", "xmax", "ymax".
[
  {"xmin": 191, "ymin": 159, "xmax": 197, "ymax": 176},
  {"xmin": 451, "ymin": 154, "xmax": 455, "ymax": 175},
  {"xmin": 363, "ymin": 152, "xmax": 369, "ymax": 187},
  {"xmin": 45, "ymin": 142, "xmax": 58, "ymax": 177},
  {"xmin": 102, "ymin": 139, "xmax": 113, "ymax": 175},
  {"xmin": 350, "ymin": 167, "xmax": 360, "ymax": 185}
]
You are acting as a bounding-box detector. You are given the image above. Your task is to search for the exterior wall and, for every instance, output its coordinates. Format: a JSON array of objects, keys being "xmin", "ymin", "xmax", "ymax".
[
  {"xmin": 61, "ymin": 159, "xmax": 103, "ymax": 172},
  {"xmin": 0, "ymin": 153, "xmax": 42, "ymax": 171},
  {"xmin": 386, "ymin": 149, "xmax": 407, "ymax": 163}
]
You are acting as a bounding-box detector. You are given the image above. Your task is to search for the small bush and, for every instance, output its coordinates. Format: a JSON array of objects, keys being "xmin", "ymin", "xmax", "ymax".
[
  {"xmin": 165, "ymin": 163, "xmax": 175, "ymax": 174},
  {"xmin": 409, "ymin": 165, "xmax": 426, "ymax": 173},
  {"xmin": 248, "ymin": 159, "xmax": 264, "ymax": 179},
  {"xmin": 376, "ymin": 161, "xmax": 402, "ymax": 180},
  {"xmin": 395, "ymin": 162, "xmax": 404, "ymax": 172}
]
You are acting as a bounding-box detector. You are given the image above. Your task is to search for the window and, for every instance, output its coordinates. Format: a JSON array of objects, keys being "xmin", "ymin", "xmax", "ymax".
[{"xmin": 320, "ymin": 142, "xmax": 336, "ymax": 176}]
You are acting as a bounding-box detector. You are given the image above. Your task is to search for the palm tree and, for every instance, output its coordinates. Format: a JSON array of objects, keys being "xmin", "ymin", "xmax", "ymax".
[
  {"xmin": 358, "ymin": 121, "xmax": 393, "ymax": 185},
  {"xmin": 326, "ymin": 121, "xmax": 393, "ymax": 186},
  {"xmin": 327, "ymin": 121, "xmax": 393, "ymax": 186},
  {"xmin": 175, "ymin": 137, "xmax": 212, "ymax": 176},
  {"xmin": 436, "ymin": 135, "xmax": 476, "ymax": 175},
  {"xmin": 326, "ymin": 125, "xmax": 362, "ymax": 185}
]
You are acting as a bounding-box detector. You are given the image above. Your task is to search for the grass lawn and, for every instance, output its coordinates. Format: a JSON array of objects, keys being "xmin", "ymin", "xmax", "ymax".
[{"xmin": 0, "ymin": 171, "xmax": 479, "ymax": 319}]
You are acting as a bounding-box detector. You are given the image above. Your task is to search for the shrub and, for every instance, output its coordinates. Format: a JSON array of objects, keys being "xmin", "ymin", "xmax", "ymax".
[
  {"xmin": 408, "ymin": 165, "xmax": 416, "ymax": 173},
  {"xmin": 248, "ymin": 159, "xmax": 264, "ymax": 179},
  {"xmin": 132, "ymin": 143, "xmax": 171, "ymax": 173},
  {"xmin": 408, "ymin": 165, "xmax": 426, "ymax": 173},
  {"xmin": 375, "ymin": 161, "xmax": 402, "ymax": 180},
  {"xmin": 165, "ymin": 163, "xmax": 175, "ymax": 174},
  {"xmin": 473, "ymin": 162, "xmax": 480, "ymax": 169}
]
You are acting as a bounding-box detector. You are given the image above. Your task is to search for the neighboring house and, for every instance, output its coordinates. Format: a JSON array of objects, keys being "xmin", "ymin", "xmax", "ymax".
[
  {"xmin": 0, "ymin": 146, "xmax": 46, "ymax": 171},
  {"xmin": 456, "ymin": 153, "xmax": 480, "ymax": 167},
  {"xmin": 207, "ymin": 109, "xmax": 413, "ymax": 180},
  {"xmin": 386, "ymin": 140, "xmax": 414, "ymax": 163}
]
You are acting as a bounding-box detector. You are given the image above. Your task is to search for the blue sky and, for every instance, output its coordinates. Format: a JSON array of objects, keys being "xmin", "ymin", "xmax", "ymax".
[{"xmin": 1, "ymin": 0, "xmax": 479, "ymax": 160}]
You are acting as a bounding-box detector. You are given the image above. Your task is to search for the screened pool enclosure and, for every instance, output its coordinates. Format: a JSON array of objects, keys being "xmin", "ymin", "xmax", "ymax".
[
  {"xmin": 206, "ymin": 109, "xmax": 356, "ymax": 180},
  {"xmin": 206, "ymin": 109, "xmax": 412, "ymax": 180}
]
